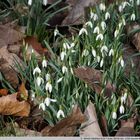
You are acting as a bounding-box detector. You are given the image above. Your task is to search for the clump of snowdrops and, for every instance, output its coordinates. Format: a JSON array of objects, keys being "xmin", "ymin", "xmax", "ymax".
[{"xmin": 16, "ymin": 0, "xmax": 140, "ymax": 135}]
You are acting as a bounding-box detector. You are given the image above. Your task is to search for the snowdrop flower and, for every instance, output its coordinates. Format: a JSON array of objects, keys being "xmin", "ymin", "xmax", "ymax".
[
  {"xmin": 112, "ymin": 111, "xmax": 117, "ymax": 119},
  {"xmin": 36, "ymin": 76, "xmax": 44, "ymax": 86},
  {"xmin": 82, "ymin": 49, "xmax": 89, "ymax": 57},
  {"xmin": 131, "ymin": 13, "xmax": 136, "ymax": 21},
  {"xmin": 96, "ymin": 33, "xmax": 104, "ymax": 41},
  {"xmin": 42, "ymin": 59, "xmax": 47, "ymax": 68},
  {"xmin": 122, "ymin": 1, "xmax": 130, "ymax": 9},
  {"xmin": 43, "ymin": 0, "xmax": 48, "ymax": 6},
  {"xmin": 57, "ymin": 77, "xmax": 63, "ymax": 83},
  {"xmin": 105, "ymin": 12, "xmax": 110, "ymax": 20},
  {"xmin": 93, "ymin": 14, "xmax": 98, "ymax": 21},
  {"xmin": 101, "ymin": 21, "xmax": 106, "ymax": 30},
  {"xmin": 44, "ymin": 97, "xmax": 57, "ymax": 106},
  {"xmin": 99, "ymin": 3, "xmax": 106, "ymax": 11},
  {"xmin": 63, "ymin": 42, "xmax": 69, "ymax": 50},
  {"xmin": 119, "ymin": 58, "xmax": 124, "ymax": 67},
  {"xmin": 118, "ymin": 5, "xmax": 123, "ymax": 12},
  {"xmin": 137, "ymin": 0, "xmax": 140, "ymax": 5},
  {"xmin": 93, "ymin": 26, "xmax": 100, "ymax": 34},
  {"xmin": 96, "ymin": 56, "xmax": 101, "ymax": 63},
  {"xmin": 30, "ymin": 90, "xmax": 35, "ymax": 101},
  {"xmin": 90, "ymin": 11, "xmax": 94, "ymax": 19},
  {"xmin": 100, "ymin": 59, "xmax": 104, "ymax": 67},
  {"xmin": 60, "ymin": 51, "xmax": 66, "ymax": 61},
  {"xmin": 101, "ymin": 45, "xmax": 108, "ymax": 53},
  {"xmin": 114, "ymin": 29, "xmax": 119, "ymax": 38},
  {"xmin": 92, "ymin": 49, "xmax": 96, "ymax": 57},
  {"xmin": 39, "ymin": 103, "xmax": 45, "ymax": 111},
  {"xmin": 119, "ymin": 105, "xmax": 125, "ymax": 114},
  {"xmin": 70, "ymin": 43, "xmax": 75, "ymax": 48},
  {"xmin": 109, "ymin": 49, "xmax": 114, "ymax": 56},
  {"xmin": 85, "ymin": 21, "xmax": 93, "ymax": 28},
  {"xmin": 54, "ymin": 28, "xmax": 59, "ymax": 37},
  {"xmin": 45, "ymin": 82, "xmax": 52, "ymax": 93},
  {"xmin": 79, "ymin": 28, "xmax": 88, "ymax": 36},
  {"xmin": 62, "ymin": 66, "xmax": 68, "ymax": 74},
  {"xmin": 57, "ymin": 109, "xmax": 65, "ymax": 118},
  {"xmin": 28, "ymin": 0, "xmax": 32, "ymax": 5},
  {"xmin": 45, "ymin": 73, "xmax": 50, "ymax": 81},
  {"xmin": 33, "ymin": 67, "xmax": 41, "ymax": 75},
  {"xmin": 124, "ymin": 92, "xmax": 127, "ymax": 101},
  {"xmin": 121, "ymin": 96, "xmax": 126, "ymax": 104}
]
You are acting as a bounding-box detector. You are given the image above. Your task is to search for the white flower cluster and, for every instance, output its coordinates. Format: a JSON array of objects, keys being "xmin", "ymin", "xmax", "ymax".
[{"xmin": 28, "ymin": 0, "xmax": 48, "ymax": 6}]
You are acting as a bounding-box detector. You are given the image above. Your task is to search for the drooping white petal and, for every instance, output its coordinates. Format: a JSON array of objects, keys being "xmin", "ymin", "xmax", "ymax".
[
  {"xmin": 39, "ymin": 103, "xmax": 45, "ymax": 111},
  {"xmin": 99, "ymin": 3, "xmax": 106, "ymax": 11},
  {"xmin": 79, "ymin": 28, "xmax": 88, "ymax": 36},
  {"xmin": 60, "ymin": 51, "xmax": 66, "ymax": 61},
  {"xmin": 57, "ymin": 109, "xmax": 65, "ymax": 118},
  {"xmin": 105, "ymin": 12, "xmax": 110, "ymax": 20},
  {"xmin": 33, "ymin": 67, "xmax": 41, "ymax": 75},
  {"xmin": 45, "ymin": 82, "xmax": 52, "ymax": 93},
  {"xmin": 42, "ymin": 59, "xmax": 47, "ymax": 68},
  {"xmin": 119, "ymin": 105, "xmax": 125, "ymax": 114},
  {"xmin": 112, "ymin": 112, "xmax": 117, "ymax": 119},
  {"xmin": 57, "ymin": 77, "xmax": 63, "ymax": 83},
  {"xmin": 43, "ymin": 0, "xmax": 48, "ymax": 6},
  {"xmin": 28, "ymin": 0, "xmax": 32, "ymax": 5},
  {"xmin": 62, "ymin": 66, "xmax": 68, "ymax": 74}
]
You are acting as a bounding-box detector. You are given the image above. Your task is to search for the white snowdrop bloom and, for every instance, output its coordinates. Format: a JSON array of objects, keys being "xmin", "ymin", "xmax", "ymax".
[
  {"xmin": 122, "ymin": 1, "xmax": 130, "ymax": 9},
  {"xmin": 62, "ymin": 66, "xmax": 68, "ymax": 74},
  {"xmin": 96, "ymin": 56, "xmax": 101, "ymax": 63},
  {"xmin": 45, "ymin": 82, "xmax": 52, "ymax": 93},
  {"xmin": 114, "ymin": 29, "xmax": 119, "ymax": 38},
  {"xmin": 30, "ymin": 90, "xmax": 35, "ymax": 101},
  {"xmin": 137, "ymin": 0, "xmax": 140, "ymax": 5},
  {"xmin": 131, "ymin": 13, "xmax": 136, "ymax": 21},
  {"xmin": 57, "ymin": 109, "xmax": 65, "ymax": 118},
  {"xmin": 63, "ymin": 42, "xmax": 69, "ymax": 50},
  {"xmin": 93, "ymin": 14, "xmax": 98, "ymax": 21},
  {"xmin": 119, "ymin": 105, "xmax": 125, "ymax": 114},
  {"xmin": 105, "ymin": 12, "xmax": 110, "ymax": 20},
  {"xmin": 42, "ymin": 59, "xmax": 47, "ymax": 68},
  {"xmin": 90, "ymin": 11, "xmax": 94, "ymax": 19},
  {"xmin": 112, "ymin": 111, "xmax": 117, "ymax": 119},
  {"xmin": 60, "ymin": 51, "xmax": 66, "ymax": 61},
  {"xmin": 57, "ymin": 77, "xmax": 63, "ymax": 83},
  {"xmin": 118, "ymin": 5, "xmax": 123, "ymax": 12},
  {"xmin": 101, "ymin": 45, "xmax": 108, "ymax": 53},
  {"xmin": 28, "ymin": 0, "xmax": 32, "ymax": 5},
  {"xmin": 92, "ymin": 49, "xmax": 96, "ymax": 57},
  {"xmin": 39, "ymin": 103, "xmax": 45, "ymax": 111},
  {"xmin": 44, "ymin": 97, "xmax": 57, "ymax": 106},
  {"xmin": 70, "ymin": 43, "xmax": 75, "ymax": 48},
  {"xmin": 54, "ymin": 28, "xmax": 59, "ymax": 37},
  {"xmin": 85, "ymin": 21, "xmax": 93, "ymax": 28},
  {"xmin": 93, "ymin": 26, "xmax": 100, "ymax": 34},
  {"xmin": 43, "ymin": 0, "xmax": 48, "ymax": 6},
  {"xmin": 33, "ymin": 67, "xmax": 41, "ymax": 75},
  {"xmin": 36, "ymin": 76, "xmax": 44, "ymax": 86},
  {"xmin": 100, "ymin": 59, "xmax": 104, "ymax": 67},
  {"xmin": 79, "ymin": 28, "xmax": 88, "ymax": 36},
  {"xmin": 101, "ymin": 21, "xmax": 106, "ymax": 30},
  {"xmin": 45, "ymin": 73, "xmax": 50, "ymax": 81},
  {"xmin": 96, "ymin": 33, "xmax": 104, "ymax": 41},
  {"xmin": 121, "ymin": 96, "xmax": 126, "ymax": 104},
  {"xmin": 82, "ymin": 49, "xmax": 89, "ymax": 57},
  {"xmin": 120, "ymin": 59, "xmax": 124, "ymax": 67},
  {"xmin": 99, "ymin": 3, "xmax": 106, "ymax": 11},
  {"xmin": 71, "ymin": 49, "xmax": 76, "ymax": 53},
  {"xmin": 109, "ymin": 49, "xmax": 114, "ymax": 56}
]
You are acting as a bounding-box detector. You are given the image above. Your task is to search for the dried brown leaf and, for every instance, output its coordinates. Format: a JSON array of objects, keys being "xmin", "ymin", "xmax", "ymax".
[
  {"xmin": 80, "ymin": 102, "xmax": 102, "ymax": 137},
  {"xmin": 74, "ymin": 67, "xmax": 115, "ymax": 97},
  {"xmin": 0, "ymin": 25, "xmax": 24, "ymax": 46},
  {"xmin": 41, "ymin": 105, "xmax": 85, "ymax": 136},
  {"xmin": 115, "ymin": 119, "xmax": 135, "ymax": 136},
  {"xmin": 0, "ymin": 89, "xmax": 8, "ymax": 96},
  {"xmin": 0, "ymin": 93, "xmax": 30, "ymax": 116}
]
